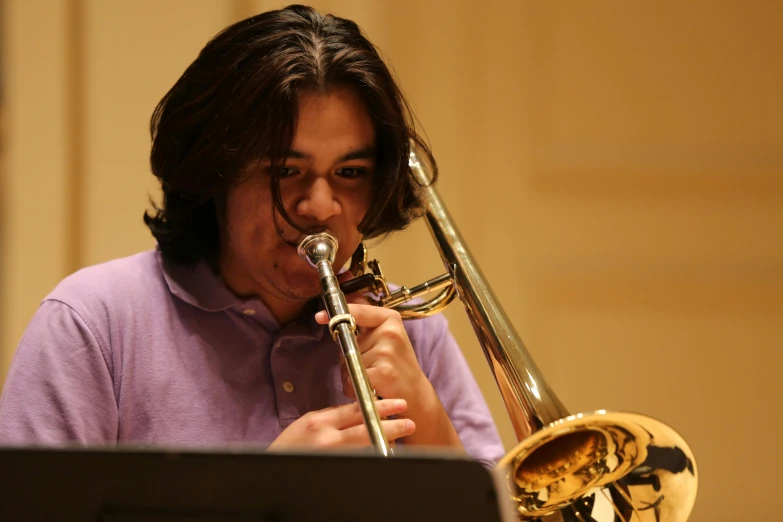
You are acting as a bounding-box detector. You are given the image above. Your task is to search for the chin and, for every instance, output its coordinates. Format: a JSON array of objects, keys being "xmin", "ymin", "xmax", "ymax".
[
  {"xmin": 281, "ymin": 282, "xmax": 323, "ymax": 302},
  {"xmin": 280, "ymin": 264, "xmax": 323, "ymax": 300},
  {"xmin": 274, "ymin": 241, "xmax": 351, "ymax": 300}
]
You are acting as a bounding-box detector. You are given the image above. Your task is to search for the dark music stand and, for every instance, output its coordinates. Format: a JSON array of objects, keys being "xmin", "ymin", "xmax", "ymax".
[{"xmin": 0, "ymin": 447, "xmax": 514, "ymax": 522}]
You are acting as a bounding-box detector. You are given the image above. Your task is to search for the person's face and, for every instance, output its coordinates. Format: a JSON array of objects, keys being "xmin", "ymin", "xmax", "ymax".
[{"xmin": 220, "ymin": 86, "xmax": 375, "ymax": 307}]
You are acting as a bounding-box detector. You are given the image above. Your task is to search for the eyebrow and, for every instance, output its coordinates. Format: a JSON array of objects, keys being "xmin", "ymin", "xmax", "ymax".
[{"xmin": 285, "ymin": 145, "xmax": 376, "ymax": 163}]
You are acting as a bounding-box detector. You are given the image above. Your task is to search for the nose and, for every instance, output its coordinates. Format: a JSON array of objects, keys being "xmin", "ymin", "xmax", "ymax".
[{"xmin": 295, "ymin": 177, "xmax": 341, "ymax": 222}]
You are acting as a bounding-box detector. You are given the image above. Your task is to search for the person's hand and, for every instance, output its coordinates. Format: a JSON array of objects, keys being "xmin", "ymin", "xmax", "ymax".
[
  {"xmin": 314, "ymin": 302, "xmax": 463, "ymax": 449},
  {"xmin": 315, "ymin": 304, "xmax": 435, "ymax": 417},
  {"xmin": 268, "ymin": 399, "xmax": 414, "ymax": 450}
]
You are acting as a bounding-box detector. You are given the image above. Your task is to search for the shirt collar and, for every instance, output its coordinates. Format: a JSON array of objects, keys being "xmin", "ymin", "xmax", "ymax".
[
  {"xmin": 155, "ymin": 248, "xmax": 325, "ymax": 341},
  {"xmin": 156, "ymin": 248, "xmax": 242, "ymax": 312}
]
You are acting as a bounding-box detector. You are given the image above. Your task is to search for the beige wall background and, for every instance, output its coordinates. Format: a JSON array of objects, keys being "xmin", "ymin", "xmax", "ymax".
[{"xmin": 2, "ymin": 1, "xmax": 781, "ymax": 520}]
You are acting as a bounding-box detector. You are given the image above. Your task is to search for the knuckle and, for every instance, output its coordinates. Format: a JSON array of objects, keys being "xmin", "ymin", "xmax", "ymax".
[
  {"xmin": 375, "ymin": 344, "xmax": 395, "ymax": 359},
  {"xmin": 381, "ymin": 308, "xmax": 401, "ymax": 322},
  {"xmin": 302, "ymin": 414, "xmax": 323, "ymax": 434},
  {"xmin": 343, "ymin": 401, "xmax": 360, "ymax": 418},
  {"xmin": 379, "ymin": 324, "xmax": 404, "ymax": 343},
  {"xmin": 376, "ymin": 363, "xmax": 397, "ymax": 382},
  {"xmin": 387, "ymin": 419, "xmax": 412, "ymax": 439}
]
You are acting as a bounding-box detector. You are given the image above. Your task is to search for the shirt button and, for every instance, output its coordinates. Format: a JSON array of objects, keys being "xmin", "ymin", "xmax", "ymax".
[
  {"xmin": 282, "ymin": 381, "xmax": 295, "ymax": 393},
  {"xmin": 242, "ymin": 309, "xmax": 256, "ymax": 315}
]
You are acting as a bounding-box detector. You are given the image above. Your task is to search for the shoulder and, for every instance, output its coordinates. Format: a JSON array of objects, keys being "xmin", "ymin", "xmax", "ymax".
[
  {"xmin": 13, "ymin": 251, "xmax": 166, "ymax": 379},
  {"xmin": 402, "ymin": 312, "xmax": 455, "ymax": 371},
  {"xmin": 45, "ymin": 249, "xmax": 166, "ymax": 320},
  {"xmin": 403, "ymin": 311, "xmax": 449, "ymax": 344}
]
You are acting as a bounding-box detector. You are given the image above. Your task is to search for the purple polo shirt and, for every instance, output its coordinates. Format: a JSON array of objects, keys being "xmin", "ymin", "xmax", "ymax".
[{"xmin": 0, "ymin": 249, "xmax": 504, "ymax": 467}]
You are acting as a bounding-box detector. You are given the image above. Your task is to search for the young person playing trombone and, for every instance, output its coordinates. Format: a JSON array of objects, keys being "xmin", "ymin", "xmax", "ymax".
[{"xmin": 0, "ymin": 5, "xmax": 504, "ymax": 468}]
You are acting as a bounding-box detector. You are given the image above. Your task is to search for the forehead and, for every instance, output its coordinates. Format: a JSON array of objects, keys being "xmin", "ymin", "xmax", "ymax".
[{"xmin": 292, "ymin": 87, "xmax": 375, "ymax": 156}]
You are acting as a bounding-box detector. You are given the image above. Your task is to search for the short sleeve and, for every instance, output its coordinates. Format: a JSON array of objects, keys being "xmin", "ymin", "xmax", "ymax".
[
  {"xmin": 408, "ymin": 314, "xmax": 506, "ymax": 468},
  {"xmin": 0, "ymin": 300, "xmax": 118, "ymax": 445}
]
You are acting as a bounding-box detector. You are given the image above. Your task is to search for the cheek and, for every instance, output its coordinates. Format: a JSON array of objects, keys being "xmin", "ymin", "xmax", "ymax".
[
  {"xmin": 335, "ymin": 194, "xmax": 372, "ymax": 266},
  {"xmin": 224, "ymin": 183, "xmax": 275, "ymax": 245},
  {"xmin": 347, "ymin": 187, "xmax": 372, "ymax": 224}
]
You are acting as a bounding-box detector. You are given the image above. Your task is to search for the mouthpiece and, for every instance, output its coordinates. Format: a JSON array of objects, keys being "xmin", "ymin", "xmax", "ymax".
[{"xmin": 297, "ymin": 232, "xmax": 338, "ymax": 267}]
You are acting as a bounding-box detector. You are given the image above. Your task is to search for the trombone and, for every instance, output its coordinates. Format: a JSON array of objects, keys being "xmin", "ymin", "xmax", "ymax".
[{"xmin": 298, "ymin": 151, "xmax": 698, "ymax": 521}]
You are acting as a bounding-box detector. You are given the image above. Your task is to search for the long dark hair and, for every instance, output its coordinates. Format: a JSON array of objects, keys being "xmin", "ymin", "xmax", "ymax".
[{"xmin": 144, "ymin": 4, "xmax": 437, "ymax": 264}]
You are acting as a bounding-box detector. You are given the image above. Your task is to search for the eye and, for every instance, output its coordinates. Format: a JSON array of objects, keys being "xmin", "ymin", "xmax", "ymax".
[
  {"xmin": 276, "ymin": 167, "xmax": 299, "ymax": 179},
  {"xmin": 336, "ymin": 167, "xmax": 367, "ymax": 179}
]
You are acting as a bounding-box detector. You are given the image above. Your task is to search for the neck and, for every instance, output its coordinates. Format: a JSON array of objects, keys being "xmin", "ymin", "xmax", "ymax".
[{"xmin": 218, "ymin": 258, "xmax": 308, "ymax": 326}]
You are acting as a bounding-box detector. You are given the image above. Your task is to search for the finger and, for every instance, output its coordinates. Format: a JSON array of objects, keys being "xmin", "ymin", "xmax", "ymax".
[
  {"xmin": 342, "ymin": 365, "xmax": 379, "ymax": 397},
  {"xmin": 355, "ymin": 315, "xmax": 412, "ymax": 359},
  {"xmin": 346, "ymin": 366, "xmax": 397, "ymax": 402},
  {"xmin": 341, "ymin": 364, "xmax": 356, "ymax": 400},
  {"xmin": 330, "ymin": 398, "xmax": 408, "ymax": 429},
  {"xmin": 339, "ymin": 418, "xmax": 415, "ymax": 446},
  {"xmin": 314, "ymin": 303, "xmax": 397, "ymax": 327},
  {"xmin": 340, "ymin": 353, "xmax": 382, "ymax": 399},
  {"xmin": 344, "ymin": 303, "xmax": 399, "ymax": 328}
]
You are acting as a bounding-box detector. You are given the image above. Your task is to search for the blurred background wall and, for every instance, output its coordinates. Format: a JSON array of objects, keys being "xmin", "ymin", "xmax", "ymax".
[{"xmin": 1, "ymin": 1, "xmax": 781, "ymax": 520}]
